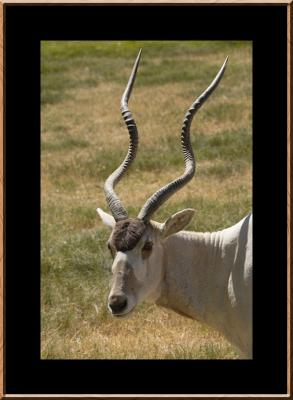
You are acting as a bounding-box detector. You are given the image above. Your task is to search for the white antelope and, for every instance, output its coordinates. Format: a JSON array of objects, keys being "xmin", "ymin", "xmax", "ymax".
[{"xmin": 97, "ymin": 50, "xmax": 252, "ymax": 359}]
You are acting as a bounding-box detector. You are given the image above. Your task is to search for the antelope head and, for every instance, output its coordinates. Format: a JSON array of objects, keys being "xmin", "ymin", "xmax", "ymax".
[{"xmin": 97, "ymin": 50, "xmax": 228, "ymax": 317}]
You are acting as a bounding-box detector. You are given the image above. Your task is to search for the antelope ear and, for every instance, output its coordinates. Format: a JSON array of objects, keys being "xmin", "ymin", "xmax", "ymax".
[
  {"xmin": 161, "ymin": 208, "xmax": 195, "ymax": 239},
  {"xmin": 96, "ymin": 208, "xmax": 116, "ymax": 229}
]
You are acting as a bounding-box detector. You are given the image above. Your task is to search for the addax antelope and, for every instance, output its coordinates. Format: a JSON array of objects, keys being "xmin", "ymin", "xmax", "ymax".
[{"xmin": 97, "ymin": 50, "xmax": 252, "ymax": 359}]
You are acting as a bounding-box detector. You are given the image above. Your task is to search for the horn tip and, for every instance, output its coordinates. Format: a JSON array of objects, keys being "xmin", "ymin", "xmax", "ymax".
[{"xmin": 137, "ymin": 48, "xmax": 142, "ymax": 62}]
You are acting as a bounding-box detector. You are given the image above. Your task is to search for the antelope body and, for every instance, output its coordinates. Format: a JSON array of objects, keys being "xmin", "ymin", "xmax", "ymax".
[{"xmin": 97, "ymin": 50, "xmax": 252, "ymax": 358}]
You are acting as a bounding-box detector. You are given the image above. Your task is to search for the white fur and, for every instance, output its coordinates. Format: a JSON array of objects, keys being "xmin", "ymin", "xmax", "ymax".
[
  {"xmin": 98, "ymin": 209, "xmax": 252, "ymax": 358},
  {"xmin": 97, "ymin": 208, "xmax": 115, "ymax": 229}
]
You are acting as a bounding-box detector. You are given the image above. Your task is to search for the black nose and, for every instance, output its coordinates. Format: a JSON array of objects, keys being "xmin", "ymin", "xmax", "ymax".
[{"xmin": 108, "ymin": 294, "xmax": 128, "ymax": 314}]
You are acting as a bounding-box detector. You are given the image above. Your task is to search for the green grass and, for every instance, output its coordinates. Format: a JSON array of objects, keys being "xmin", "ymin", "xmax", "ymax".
[
  {"xmin": 41, "ymin": 40, "xmax": 251, "ymax": 104},
  {"xmin": 43, "ymin": 127, "xmax": 251, "ymax": 190},
  {"xmin": 41, "ymin": 40, "xmax": 252, "ymax": 359}
]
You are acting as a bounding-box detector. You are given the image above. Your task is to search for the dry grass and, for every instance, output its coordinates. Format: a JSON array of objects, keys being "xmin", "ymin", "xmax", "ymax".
[
  {"xmin": 41, "ymin": 40, "xmax": 252, "ymax": 359},
  {"xmin": 42, "ymin": 305, "xmax": 237, "ymax": 359}
]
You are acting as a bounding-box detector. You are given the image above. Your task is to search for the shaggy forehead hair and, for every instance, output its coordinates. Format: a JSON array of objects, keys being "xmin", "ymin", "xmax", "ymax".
[{"xmin": 111, "ymin": 218, "xmax": 147, "ymax": 252}]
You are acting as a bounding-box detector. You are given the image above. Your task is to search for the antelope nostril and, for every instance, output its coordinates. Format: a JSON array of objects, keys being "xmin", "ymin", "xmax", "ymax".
[{"xmin": 108, "ymin": 295, "xmax": 128, "ymax": 314}]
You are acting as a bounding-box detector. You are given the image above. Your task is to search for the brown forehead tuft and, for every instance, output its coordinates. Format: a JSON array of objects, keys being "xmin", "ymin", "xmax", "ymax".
[{"xmin": 111, "ymin": 218, "xmax": 147, "ymax": 252}]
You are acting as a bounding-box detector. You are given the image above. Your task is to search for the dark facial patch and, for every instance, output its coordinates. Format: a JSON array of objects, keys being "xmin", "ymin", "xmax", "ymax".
[
  {"xmin": 141, "ymin": 240, "xmax": 153, "ymax": 259},
  {"xmin": 111, "ymin": 218, "xmax": 147, "ymax": 252}
]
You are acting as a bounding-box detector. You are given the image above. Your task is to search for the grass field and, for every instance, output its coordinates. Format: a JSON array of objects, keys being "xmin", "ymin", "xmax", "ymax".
[{"xmin": 41, "ymin": 41, "xmax": 252, "ymax": 359}]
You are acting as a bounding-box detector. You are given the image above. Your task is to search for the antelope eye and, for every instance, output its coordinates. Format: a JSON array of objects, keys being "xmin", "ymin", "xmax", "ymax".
[
  {"xmin": 142, "ymin": 241, "xmax": 153, "ymax": 251},
  {"xmin": 142, "ymin": 241, "xmax": 153, "ymax": 258}
]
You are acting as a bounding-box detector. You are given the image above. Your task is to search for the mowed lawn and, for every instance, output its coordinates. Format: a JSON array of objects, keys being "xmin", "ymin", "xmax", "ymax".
[{"xmin": 41, "ymin": 41, "xmax": 252, "ymax": 359}]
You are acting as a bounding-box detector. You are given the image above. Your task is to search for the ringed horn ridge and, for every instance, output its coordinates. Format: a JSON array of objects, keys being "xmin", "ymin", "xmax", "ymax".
[
  {"xmin": 103, "ymin": 50, "xmax": 228, "ymax": 222},
  {"xmin": 104, "ymin": 49, "xmax": 142, "ymax": 221}
]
